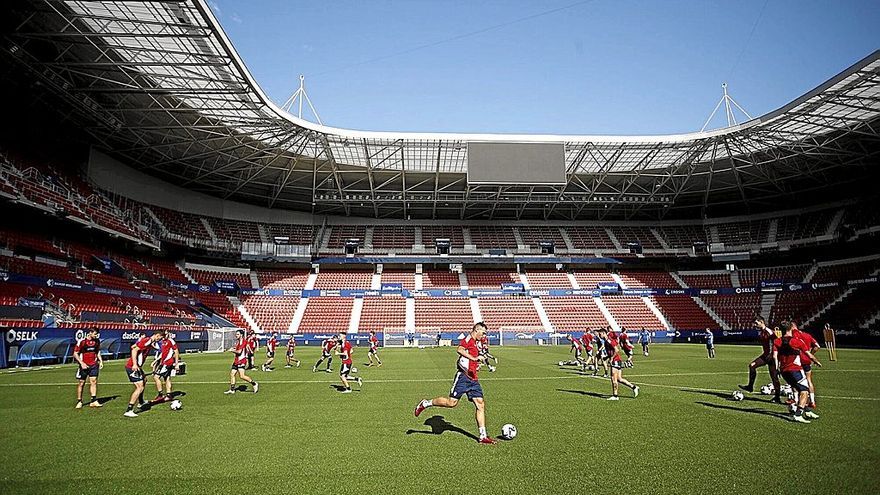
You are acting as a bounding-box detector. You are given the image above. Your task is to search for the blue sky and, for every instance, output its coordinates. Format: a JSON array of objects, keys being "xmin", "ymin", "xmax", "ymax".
[{"xmin": 208, "ymin": 0, "xmax": 879, "ymax": 135}]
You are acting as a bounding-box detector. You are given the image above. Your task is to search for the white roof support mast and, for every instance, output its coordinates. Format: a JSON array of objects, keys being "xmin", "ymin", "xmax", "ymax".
[
  {"xmin": 281, "ymin": 75, "xmax": 323, "ymax": 125},
  {"xmin": 701, "ymin": 83, "xmax": 753, "ymax": 132}
]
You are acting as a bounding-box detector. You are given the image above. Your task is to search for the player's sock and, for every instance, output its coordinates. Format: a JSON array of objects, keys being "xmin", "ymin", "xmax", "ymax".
[
  {"xmin": 478, "ymin": 426, "xmax": 487, "ymax": 439},
  {"xmin": 91, "ymin": 395, "xmax": 97, "ymax": 403},
  {"xmin": 126, "ymin": 403, "xmax": 134, "ymax": 411},
  {"xmin": 809, "ymin": 392, "xmax": 815, "ymax": 404}
]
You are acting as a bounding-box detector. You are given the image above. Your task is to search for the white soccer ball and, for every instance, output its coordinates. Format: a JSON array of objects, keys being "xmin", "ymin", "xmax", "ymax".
[
  {"xmin": 759, "ymin": 384, "xmax": 773, "ymax": 395},
  {"xmin": 788, "ymin": 402, "xmax": 798, "ymax": 414},
  {"xmin": 558, "ymin": 361, "xmax": 565, "ymax": 367},
  {"xmin": 351, "ymin": 367, "xmax": 358, "ymax": 374},
  {"xmin": 731, "ymin": 391, "xmax": 744, "ymax": 401},
  {"xmin": 169, "ymin": 399, "xmax": 183, "ymax": 411},
  {"xmin": 780, "ymin": 384, "xmax": 793, "ymax": 395},
  {"xmin": 501, "ymin": 423, "xmax": 517, "ymax": 440}
]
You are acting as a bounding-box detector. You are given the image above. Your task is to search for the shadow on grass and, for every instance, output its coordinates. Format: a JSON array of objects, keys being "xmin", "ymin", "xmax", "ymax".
[
  {"xmin": 95, "ymin": 395, "xmax": 119, "ymax": 405},
  {"xmin": 696, "ymin": 401, "xmax": 791, "ymax": 421},
  {"xmin": 405, "ymin": 415, "xmax": 479, "ymax": 441},
  {"xmin": 682, "ymin": 389, "xmax": 767, "ymax": 404},
  {"xmin": 556, "ymin": 389, "xmax": 619, "ymax": 400}
]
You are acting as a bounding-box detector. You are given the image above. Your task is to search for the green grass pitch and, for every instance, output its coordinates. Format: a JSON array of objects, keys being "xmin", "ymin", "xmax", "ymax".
[{"xmin": 0, "ymin": 344, "xmax": 878, "ymax": 494}]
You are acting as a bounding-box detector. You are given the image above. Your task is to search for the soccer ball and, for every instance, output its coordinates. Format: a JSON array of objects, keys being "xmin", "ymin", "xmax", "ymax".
[
  {"xmin": 780, "ymin": 384, "xmax": 793, "ymax": 395},
  {"xmin": 760, "ymin": 384, "xmax": 773, "ymax": 395},
  {"xmin": 501, "ymin": 424, "xmax": 517, "ymax": 440},
  {"xmin": 351, "ymin": 367, "xmax": 358, "ymax": 374},
  {"xmin": 788, "ymin": 402, "xmax": 798, "ymax": 414},
  {"xmin": 558, "ymin": 361, "xmax": 565, "ymax": 366},
  {"xmin": 169, "ymin": 399, "xmax": 183, "ymax": 411},
  {"xmin": 731, "ymin": 391, "xmax": 744, "ymax": 401}
]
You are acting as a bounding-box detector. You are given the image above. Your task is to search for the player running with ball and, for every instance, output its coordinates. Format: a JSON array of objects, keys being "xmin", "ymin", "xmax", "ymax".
[
  {"xmin": 336, "ymin": 332, "xmax": 363, "ymax": 393},
  {"xmin": 123, "ymin": 331, "xmax": 164, "ymax": 417},
  {"xmin": 414, "ymin": 322, "xmax": 497, "ymax": 445},
  {"xmin": 773, "ymin": 321, "xmax": 822, "ymax": 423}
]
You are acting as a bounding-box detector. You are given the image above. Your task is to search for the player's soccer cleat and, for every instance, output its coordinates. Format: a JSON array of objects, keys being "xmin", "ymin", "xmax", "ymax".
[
  {"xmin": 252, "ymin": 382, "xmax": 259, "ymax": 393},
  {"xmin": 414, "ymin": 400, "xmax": 427, "ymax": 417},
  {"xmin": 224, "ymin": 389, "xmax": 235, "ymax": 394},
  {"xmin": 607, "ymin": 395, "xmax": 620, "ymax": 401},
  {"xmin": 377, "ymin": 363, "xmax": 382, "ymax": 367},
  {"xmin": 356, "ymin": 377, "xmax": 363, "ymax": 388},
  {"xmin": 633, "ymin": 386, "xmax": 640, "ymax": 398},
  {"xmin": 296, "ymin": 361, "xmax": 301, "ymax": 367},
  {"xmin": 791, "ymin": 414, "xmax": 811, "ymax": 424},
  {"xmin": 312, "ymin": 366, "xmax": 317, "ymax": 372},
  {"xmin": 804, "ymin": 410, "xmax": 819, "ymax": 419},
  {"xmin": 75, "ymin": 401, "xmax": 83, "ymax": 409},
  {"xmin": 89, "ymin": 401, "xmax": 102, "ymax": 408},
  {"xmin": 153, "ymin": 394, "xmax": 164, "ymax": 402},
  {"xmin": 341, "ymin": 388, "xmax": 352, "ymax": 394},
  {"xmin": 325, "ymin": 368, "xmax": 333, "ymax": 373},
  {"xmin": 123, "ymin": 410, "xmax": 138, "ymax": 418},
  {"xmin": 738, "ymin": 385, "xmax": 754, "ymax": 393},
  {"xmin": 478, "ymin": 437, "xmax": 497, "ymax": 445},
  {"xmin": 285, "ymin": 365, "xmax": 292, "ymax": 368}
]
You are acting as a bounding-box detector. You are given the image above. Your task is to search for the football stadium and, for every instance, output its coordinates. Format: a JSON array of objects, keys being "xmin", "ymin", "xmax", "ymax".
[{"xmin": 0, "ymin": 1, "xmax": 879, "ymax": 493}]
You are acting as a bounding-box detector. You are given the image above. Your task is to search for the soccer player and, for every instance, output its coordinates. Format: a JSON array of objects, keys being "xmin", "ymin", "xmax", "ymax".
[
  {"xmin": 336, "ymin": 332, "xmax": 363, "ymax": 393},
  {"xmin": 152, "ymin": 331, "xmax": 179, "ymax": 402},
  {"xmin": 124, "ymin": 331, "xmax": 164, "ymax": 417},
  {"xmin": 638, "ymin": 328, "xmax": 651, "ymax": 357},
  {"xmin": 792, "ymin": 323, "xmax": 821, "ymax": 409},
  {"xmin": 773, "ymin": 321, "xmax": 822, "ymax": 423},
  {"xmin": 595, "ymin": 328, "xmax": 610, "ymax": 378},
  {"xmin": 413, "ymin": 322, "xmax": 497, "ymax": 445},
  {"xmin": 285, "ymin": 335, "xmax": 301, "ymax": 368},
  {"xmin": 705, "ymin": 328, "xmax": 716, "ymax": 359},
  {"xmin": 246, "ymin": 329, "xmax": 258, "ymax": 370},
  {"xmin": 225, "ymin": 329, "xmax": 259, "ymax": 395},
  {"xmin": 262, "ymin": 332, "xmax": 278, "ymax": 371},
  {"xmin": 599, "ymin": 327, "xmax": 639, "ymax": 401},
  {"xmin": 479, "ymin": 333, "xmax": 497, "ymax": 372},
  {"xmin": 581, "ymin": 331, "xmax": 595, "ymax": 371},
  {"xmin": 366, "ymin": 330, "xmax": 383, "ymax": 367},
  {"xmin": 73, "ymin": 327, "xmax": 103, "ymax": 409},
  {"xmin": 562, "ymin": 334, "xmax": 584, "ymax": 368},
  {"xmin": 618, "ymin": 329, "xmax": 635, "ymax": 368},
  {"xmin": 313, "ymin": 335, "xmax": 338, "ymax": 373},
  {"xmin": 739, "ymin": 317, "xmax": 781, "ymax": 402}
]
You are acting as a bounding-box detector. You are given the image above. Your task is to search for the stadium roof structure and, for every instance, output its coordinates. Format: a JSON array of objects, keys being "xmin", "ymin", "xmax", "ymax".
[{"xmin": 2, "ymin": 0, "xmax": 879, "ymax": 220}]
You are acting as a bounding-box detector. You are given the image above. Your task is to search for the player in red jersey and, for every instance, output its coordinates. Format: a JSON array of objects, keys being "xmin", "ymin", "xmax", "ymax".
[
  {"xmin": 414, "ymin": 322, "xmax": 497, "ymax": 445},
  {"xmin": 313, "ymin": 336, "xmax": 338, "ymax": 373},
  {"xmin": 262, "ymin": 332, "xmax": 278, "ymax": 372},
  {"xmin": 599, "ymin": 327, "xmax": 639, "ymax": 400},
  {"xmin": 366, "ymin": 330, "xmax": 382, "ymax": 367},
  {"xmin": 151, "ymin": 331, "xmax": 179, "ymax": 402},
  {"xmin": 285, "ymin": 335, "xmax": 301, "ymax": 368},
  {"xmin": 560, "ymin": 334, "xmax": 585, "ymax": 368},
  {"xmin": 739, "ymin": 317, "xmax": 781, "ymax": 402},
  {"xmin": 773, "ymin": 321, "xmax": 822, "ymax": 423},
  {"xmin": 246, "ymin": 330, "xmax": 258, "ymax": 370},
  {"xmin": 479, "ymin": 333, "xmax": 497, "ymax": 372},
  {"xmin": 225, "ymin": 329, "xmax": 259, "ymax": 395},
  {"xmin": 792, "ymin": 324, "xmax": 822, "ymax": 409},
  {"xmin": 124, "ymin": 331, "xmax": 164, "ymax": 417},
  {"xmin": 580, "ymin": 331, "xmax": 596, "ymax": 371},
  {"xmin": 73, "ymin": 327, "xmax": 103, "ymax": 409},
  {"xmin": 336, "ymin": 332, "xmax": 363, "ymax": 393},
  {"xmin": 618, "ymin": 329, "xmax": 635, "ymax": 368}
]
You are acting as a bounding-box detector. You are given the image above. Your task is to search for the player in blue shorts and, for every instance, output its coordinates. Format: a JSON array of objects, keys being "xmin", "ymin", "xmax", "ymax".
[
  {"xmin": 413, "ymin": 322, "xmax": 496, "ymax": 445},
  {"xmin": 638, "ymin": 328, "xmax": 651, "ymax": 357},
  {"xmin": 705, "ymin": 328, "xmax": 715, "ymax": 358}
]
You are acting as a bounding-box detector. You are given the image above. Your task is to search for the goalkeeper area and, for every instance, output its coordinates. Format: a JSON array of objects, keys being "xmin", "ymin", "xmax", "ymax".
[{"xmin": 0, "ymin": 344, "xmax": 878, "ymax": 494}]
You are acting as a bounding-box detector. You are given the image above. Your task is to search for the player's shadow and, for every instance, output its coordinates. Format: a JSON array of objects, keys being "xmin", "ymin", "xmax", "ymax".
[
  {"xmin": 405, "ymin": 415, "xmax": 479, "ymax": 441},
  {"xmin": 95, "ymin": 395, "xmax": 119, "ymax": 405},
  {"xmin": 696, "ymin": 401, "xmax": 791, "ymax": 420},
  {"xmin": 682, "ymin": 389, "xmax": 767, "ymax": 404},
  {"xmin": 556, "ymin": 389, "xmax": 616, "ymax": 400}
]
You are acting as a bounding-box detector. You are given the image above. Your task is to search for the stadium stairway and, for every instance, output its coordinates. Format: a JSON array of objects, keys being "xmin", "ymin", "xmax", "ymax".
[
  {"xmin": 650, "ymin": 228, "xmax": 671, "ymax": 250},
  {"xmin": 594, "ymin": 297, "xmax": 621, "ymax": 332},
  {"xmin": 671, "ymin": 272, "xmax": 730, "ymax": 330},
  {"xmin": 605, "ymin": 228, "xmax": 623, "ymax": 251},
  {"xmin": 229, "ymin": 296, "xmax": 259, "ymax": 332},
  {"xmin": 760, "ymin": 294, "xmax": 776, "ymax": 321},
  {"xmin": 610, "ymin": 273, "xmax": 670, "ymax": 331},
  {"xmin": 805, "ymin": 266, "xmax": 880, "ymax": 327},
  {"xmin": 249, "ymin": 271, "xmax": 260, "ymax": 289},
  {"xmin": 558, "ymin": 227, "xmax": 576, "ymax": 251},
  {"xmin": 519, "ymin": 271, "xmax": 554, "ymax": 332},
  {"xmin": 289, "ymin": 272, "xmax": 317, "ymax": 332}
]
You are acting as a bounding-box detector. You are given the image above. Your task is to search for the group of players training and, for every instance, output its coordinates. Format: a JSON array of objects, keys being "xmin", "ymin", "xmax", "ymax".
[
  {"xmin": 738, "ymin": 316, "xmax": 824, "ymax": 424},
  {"xmin": 563, "ymin": 327, "xmax": 645, "ymax": 399}
]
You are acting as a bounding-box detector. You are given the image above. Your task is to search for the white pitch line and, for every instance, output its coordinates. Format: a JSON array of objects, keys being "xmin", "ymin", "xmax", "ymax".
[{"xmin": 617, "ymin": 378, "xmax": 880, "ymax": 402}]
